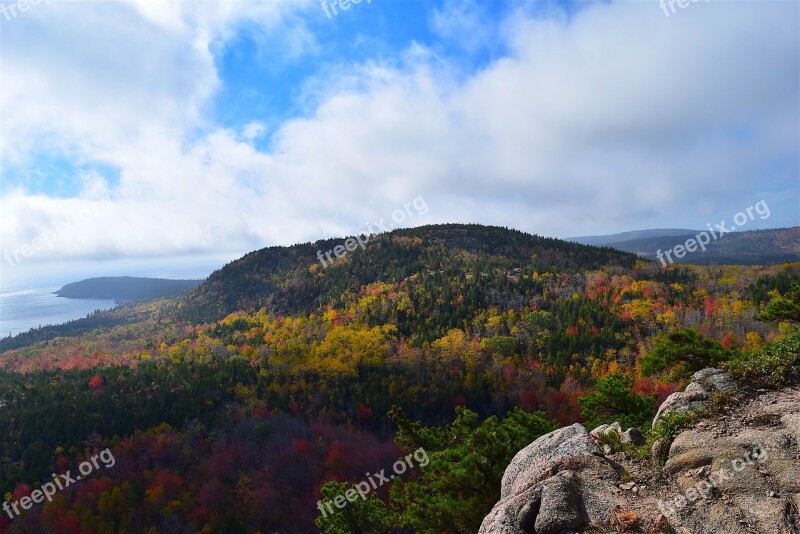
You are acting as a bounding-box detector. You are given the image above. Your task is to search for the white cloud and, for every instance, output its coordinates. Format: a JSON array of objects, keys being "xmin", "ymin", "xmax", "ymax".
[
  {"xmin": 0, "ymin": 0, "xmax": 797, "ymax": 268},
  {"xmin": 430, "ymin": 0, "xmax": 496, "ymax": 54},
  {"xmin": 242, "ymin": 121, "xmax": 267, "ymax": 141}
]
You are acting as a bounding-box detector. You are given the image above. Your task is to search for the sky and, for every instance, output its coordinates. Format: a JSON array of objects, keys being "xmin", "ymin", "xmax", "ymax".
[{"xmin": 0, "ymin": 0, "xmax": 798, "ymax": 278}]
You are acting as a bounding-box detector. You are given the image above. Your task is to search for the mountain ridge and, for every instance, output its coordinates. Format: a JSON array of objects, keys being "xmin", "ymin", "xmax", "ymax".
[
  {"xmin": 570, "ymin": 227, "xmax": 800, "ymax": 265},
  {"xmin": 567, "ymin": 228, "xmax": 701, "ymax": 246}
]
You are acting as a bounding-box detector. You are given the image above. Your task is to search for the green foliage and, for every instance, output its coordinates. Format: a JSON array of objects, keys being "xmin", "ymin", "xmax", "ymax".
[
  {"xmin": 644, "ymin": 410, "xmax": 704, "ymax": 465},
  {"xmin": 579, "ymin": 373, "xmax": 657, "ymax": 430},
  {"xmin": 724, "ymin": 326, "xmax": 800, "ymax": 388},
  {"xmin": 757, "ymin": 283, "xmax": 800, "ymax": 323},
  {"xmin": 480, "ymin": 335, "xmax": 518, "ymax": 357},
  {"xmin": 650, "ymin": 410, "xmax": 702, "ymax": 442},
  {"xmin": 388, "ymin": 407, "xmax": 557, "ymax": 533},
  {"xmin": 747, "ymin": 267, "xmax": 800, "ymax": 306},
  {"xmin": 0, "ymin": 359, "xmax": 258, "ymax": 490},
  {"xmin": 641, "ymin": 329, "xmax": 734, "ymax": 380},
  {"xmin": 593, "ymin": 426, "xmax": 624, "ymax": 453},
  {"xmin": 316, "ymin": 406, "xmax": 557, "ymax": 534},
  {"xmin": 315, "ymin": 481, "xmax": 392, "ymax": 534}
]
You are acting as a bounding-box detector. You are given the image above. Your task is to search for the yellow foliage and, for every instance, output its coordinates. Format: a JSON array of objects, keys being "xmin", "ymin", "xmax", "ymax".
[
  {"xmin": 656, "ymin": 309, "xmax": 676, "ymax": 326},
  {"xmin": 622, "ymin": 299, "xmax": 654, "ymax": 322},
  {"xmin": 432, "ymin": 329, "xmax": 480, "ymax": 364},
  {"xmin": 742, "ymin": 332, "xmax": 764, "ymax": 353},
  {"xmin": 308, "ymin": 325, "xmax": 388, "ymax": 377},
  {"xmin": 144, "ymin": 486, "xmax": 165, "ymax": 505}
]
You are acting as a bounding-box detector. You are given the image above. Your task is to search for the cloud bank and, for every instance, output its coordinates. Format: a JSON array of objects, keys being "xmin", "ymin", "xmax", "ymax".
[{"xmin": 1, "ymin": 0, "xmax": 797, "ymax": 265}]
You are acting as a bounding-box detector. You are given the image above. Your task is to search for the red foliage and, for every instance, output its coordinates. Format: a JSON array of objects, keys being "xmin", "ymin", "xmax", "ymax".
[
  {"xmin": 520, "ymin": 390, "xmax": 539, "ymax": 412},
  {"xmin": 550, "ymin": 391, "xmax": 567, "ymax": 406},
  {"xmin": 323, "ymin": 443, "xmax": 347, "ymax": 475},
  {"xmin": 253, "ymin": 406, "xmax": 270, "ymax": 419},
  {"xmin": 631, "ymin": 377, "xmax": 655, "ymax": 396},
  {"xmin": 80, "ymin": 477, "xmax": 113, "ymax": 498},
  {"xmin": 502, "ymin": 367, "xmax": 515, "ymax": 382},
  {"xmin": 57, "ymin": 456, "xmax": 71, "ymax": 473},
  {"xmin": 309, "ymin": 422, "xmax": 336, "ymax": 442},
  {"xmin": 721, "ymin": 332, "xmax": 736, "ymax": 349},
  {"xmin": 49, "ymin": 514, "xmax": 81, "ymax": 534},
  {"xmin": 356, "ymin": 406, "xmax": 374, "ymax": 423},
  {"xmin": 633, "ymin": 377, "xmax": 680, "ymax": 405},
  {"xmin": 88, "ymin": 375, "xmax": 104, "ymax": 390},
  {"xmin": 12, "ymin": 484, "xmax": 32, "ymax": 501},
  {"xmin": 292, "ymin": 439, "xmax": 312, "ymax": 455},
  {"xmin": 704, "ymin": 296, "xmax": 716, "ymax": 316},
  {"xmin": 152, "ymin": 469, "xmax": 184, "ymax": 501},
  {"xmin": 654, "ymin": 383, "xmax": 680, "ymax": 405},
  {"xmin": 547, "ymin": 387, "xmax": 582, "ymax": 426}
]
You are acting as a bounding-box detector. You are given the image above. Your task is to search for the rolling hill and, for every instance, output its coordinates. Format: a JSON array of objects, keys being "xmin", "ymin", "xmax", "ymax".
[
  {"xmin": 179, "ymin": 223, "xmax": 639, "ymax": 323},
  {"xmin": 571, "ymin": 227, "xmax": 800, "ymax": 265}
]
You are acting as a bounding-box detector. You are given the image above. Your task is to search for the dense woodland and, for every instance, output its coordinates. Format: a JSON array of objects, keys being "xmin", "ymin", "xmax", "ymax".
[{"xmin": 0, "ymin": 224, "xmax": 798, "ymax": 533}]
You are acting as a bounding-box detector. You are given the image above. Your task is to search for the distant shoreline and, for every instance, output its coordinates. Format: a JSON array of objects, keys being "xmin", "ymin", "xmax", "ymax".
[{"xmin": 54, "ymin": 276, "xmax": 202, "ymax": 301}]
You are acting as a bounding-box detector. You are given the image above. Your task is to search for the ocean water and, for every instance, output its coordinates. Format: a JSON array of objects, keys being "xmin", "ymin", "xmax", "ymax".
[
  {"xmin": 0, "ymin": 286, "xmax": 116, "ymax": 337},
  {"xmin": 0, "ymin": 256, "xmax": 230, "ymax": 339}
]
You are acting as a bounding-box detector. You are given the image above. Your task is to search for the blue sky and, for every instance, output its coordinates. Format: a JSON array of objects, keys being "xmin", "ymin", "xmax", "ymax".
[{"xmin": 0, "ymin": 0, "xmax": 798, "ymax": 273}]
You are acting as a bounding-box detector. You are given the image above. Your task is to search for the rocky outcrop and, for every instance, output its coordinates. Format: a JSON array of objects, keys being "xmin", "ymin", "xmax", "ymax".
[
  {"xmin": 479, "ymin": 424, "xmax": 637, "ymax": 533},
  {"xmin": 481, "ymin": 369, "xmax": 800, "ymax": 533},
  {"xmin": 589, "ymin": 422, "xmax": 645, "ymax": 446},
  {"xmin": 657, "ymin": 385, "xmax": 800, "ymax": 533},
  {"xmin": 652, "ymin": 368, "xmax": 738, "ymax": 428}
]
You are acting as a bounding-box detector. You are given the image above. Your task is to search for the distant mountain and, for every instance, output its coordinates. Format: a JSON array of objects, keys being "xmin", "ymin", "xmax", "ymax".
[
  {"xmin": 581, "ymin": 227, "xmax": 800, "ymax": 265},
  {"xmin": 180, "ymin": 223, "xmax": 639, "ymax": 323},
  {"xmin": 55, "ymin": 276, "xmax": 202, "ymax": 301},
  {"xmin": 567, "ymin": 228, "xmax": 700, "ymax": 246}
]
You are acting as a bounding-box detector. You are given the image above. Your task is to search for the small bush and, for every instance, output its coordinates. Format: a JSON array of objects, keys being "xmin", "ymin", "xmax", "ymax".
[
  {"xmin": 634, "ymin": 410, "xmax": 703, "ymax": 464},
  {"xmin": 651, "ymin": 410, "xmax": 702, "ymax": 443},
  {"xmin": 594, "ymin": 427, "xmax": 624, "ymax": 454},
  {"xmin": 724, "ymin": 327, "xmax": 800, "ymax": 388},
  {"xmin": 641, "ymin": 329, "xmax": 734, "ymax": 381},
  {"xmin": 580, "ymin": 374, "xmax": 657, "ymax": 430}
]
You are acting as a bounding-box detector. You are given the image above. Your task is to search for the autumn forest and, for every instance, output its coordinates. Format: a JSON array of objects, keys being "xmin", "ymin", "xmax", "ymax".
[{"xmin": 0, "ymin": 224, "xmax": 798, "ymax": 533}]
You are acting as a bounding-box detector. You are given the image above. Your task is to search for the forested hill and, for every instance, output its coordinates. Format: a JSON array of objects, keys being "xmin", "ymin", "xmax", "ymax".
[
  {"xmin": 179, "ymin": 224, "xmax": 639, "ymax": 324},
  {"xmin": 56, "ymin": 276, "xmax": 202, "ymax": 300},
  {"xmin": 604, "ymin": 227, "xmax": 800, "ymax": 265}
]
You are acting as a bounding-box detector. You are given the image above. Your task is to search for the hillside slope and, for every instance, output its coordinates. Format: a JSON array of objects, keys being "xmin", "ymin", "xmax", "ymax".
[{"xmin": 180, "ymin": 223, "xmax": 639, "ymax": 323}]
